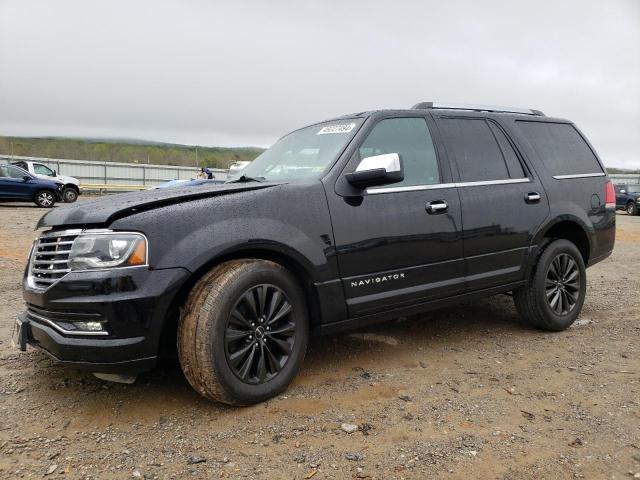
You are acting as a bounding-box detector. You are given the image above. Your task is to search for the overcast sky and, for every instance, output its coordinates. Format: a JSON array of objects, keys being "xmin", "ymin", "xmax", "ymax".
[{"xmin": 1, "ymin": 0, "xmax": 638, "ymax": 167}]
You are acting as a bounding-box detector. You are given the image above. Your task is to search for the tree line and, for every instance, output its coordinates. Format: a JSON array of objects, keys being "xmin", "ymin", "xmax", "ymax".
[{"xmin": 0, "ymin": 136, "xmax": 264, "ymax": 169}]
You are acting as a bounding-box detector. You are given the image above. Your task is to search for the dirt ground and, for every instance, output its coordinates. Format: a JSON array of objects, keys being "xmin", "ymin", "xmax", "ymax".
[{"xmin": 0, "ymin": 199, "xmax": 638, "ymax": 480}]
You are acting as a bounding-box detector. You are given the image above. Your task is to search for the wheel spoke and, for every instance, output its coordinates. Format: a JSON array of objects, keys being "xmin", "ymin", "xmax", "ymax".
[
  {"xmin": 268, "ymin": 335, "xmax": 292, "ymax": 355},
  {"xmin": 256, "ymin": 285, "xmax": 267, "ymax": 318},
  {"xmin": 565, "ymin": 257, "xmax": 576, "ymax": 277},
  {"xmin": 565, "ymin": 269, "xmax": 579, "ymax": 284},
  {"xmin": 231, "ymin": 308, "xmax": 252, "ymax": 329},
  {"xmin": 548, "ymin": 261, "xmax": 559, "ymax": 280},
  {"xmin": 267, "ymin": 301, "xmax": 292, "ymax": 326},
  {"xmin": 229, "ymin": 342, "xmax": 253, "ymax": 369},
  {"xmin": 266, "ymin": 290, "xmax": 282, "ymax": 322},
  {"xmin": 263, "ymin": 344, "xmax": 282, "ymax": 373},
  {"xmin": 564, "ymin": 289, "xmax": 577, "ymax": 304},
  {"xmin": 238, "ymin": 346, "xmax": 257, "ymax": 380},
  {"xmin": 225, "ymin": 328, "xmax": 250, "ymax": 344},
  {"xmin": 256, "ymin": 345, "xmax": 267, "ymax": 382},
  {"xmin": 549, "ymin": 290, "xmax": 560, "ymax": 310},
  {"xmin": 268, "ymin": 322, "xmax": 295, "ymax": 337},
  {"xmin": 241, "ymin": 291, "xmax": 259, "ymax": 321},
  {"xmin": 557, "ymin": 288, "xmax": 565, "ymax": 313}
]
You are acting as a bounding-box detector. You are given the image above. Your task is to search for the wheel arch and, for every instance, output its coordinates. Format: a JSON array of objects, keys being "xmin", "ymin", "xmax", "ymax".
[
  {"xmin": 534, "ymin": 216, "xmax": 591, "ymax": 264},
  {"xmin": 158, "ymin": 243, "xmax": 323, "ymax": 358}
]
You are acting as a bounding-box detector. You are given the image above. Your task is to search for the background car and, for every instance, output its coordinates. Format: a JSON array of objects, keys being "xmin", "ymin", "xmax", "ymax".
[
  {"xmin": 11, "ymin": 160, "xmax": 81, "ymax": 203},
  {"xmin": 228, "ymin": 160, "xmax": 251, "ymax": 178},
  {"xmin": 0, "ymin": 164, "xmax": 63, "ymax": 207},
  {"xmin": 614, "ymin": 183, "xmax": 640, "ymax": 215}
]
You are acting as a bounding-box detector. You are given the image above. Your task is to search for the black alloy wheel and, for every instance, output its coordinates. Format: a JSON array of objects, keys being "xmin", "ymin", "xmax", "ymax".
[
  {"xmin": 545, "ymin": 253, "xmax": 581, "ymax": 316},
  {"xmin": 225, "ymin": 284, "xmax": 295, "ymax": 385}
]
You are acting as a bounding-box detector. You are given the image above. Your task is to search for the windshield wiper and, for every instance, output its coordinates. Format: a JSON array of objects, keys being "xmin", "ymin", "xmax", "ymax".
[{"xmin": 226, "ymin": 174, "xmax": 265, "ymax": 184}]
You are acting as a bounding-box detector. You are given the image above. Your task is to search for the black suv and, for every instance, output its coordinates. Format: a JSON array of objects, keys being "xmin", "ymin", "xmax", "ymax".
[
  {"xmin": 14, "ymin": 102, "xmax": 616, "ymax": 405},
  {"xmin": 614, "ymin": 183, "xmax": 640, "ymax": 215}
]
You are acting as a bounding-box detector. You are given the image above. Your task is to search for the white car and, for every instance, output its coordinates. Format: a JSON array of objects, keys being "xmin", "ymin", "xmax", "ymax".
[
  {"xmin": 228, "ymin": 161, "xmax": 251, "ymax": 178},
  {"xmin": 11, "ymin": 160, "xmax": 81, "ymax": 203}
]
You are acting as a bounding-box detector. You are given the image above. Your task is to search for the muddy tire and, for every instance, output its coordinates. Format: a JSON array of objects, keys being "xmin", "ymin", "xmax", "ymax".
[
  {"xmin": 177, "ymin": 259, "xmax": 309, "ymax": 405},
  {"xmin": 514, "ymin": 239, "xmax": 586, "ymax": 331},
  {"xmin": 63, "ymin": 187, "xmax": 78, "ymax": 203}
]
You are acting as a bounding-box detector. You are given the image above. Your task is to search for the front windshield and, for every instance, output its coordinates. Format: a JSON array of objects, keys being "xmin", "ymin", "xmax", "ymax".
[
  {"xmin": 627, "ymin": 185, "xmax": 640, "ymax": 193},
  {"xmin": 228, "ymin": 119, "xmax": 363, "ymax": 182}
]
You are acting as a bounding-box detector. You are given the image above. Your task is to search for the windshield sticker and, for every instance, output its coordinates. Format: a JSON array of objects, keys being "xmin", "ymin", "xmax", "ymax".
[{"xmin": 317, "ymin": 123, "xmax": 356, "ymax": 135}]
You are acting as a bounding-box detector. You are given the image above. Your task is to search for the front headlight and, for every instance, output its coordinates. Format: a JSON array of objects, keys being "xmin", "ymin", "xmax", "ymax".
[{"xmin": 68, "ymin": 232, "xmax": 147, "ymax": 270}]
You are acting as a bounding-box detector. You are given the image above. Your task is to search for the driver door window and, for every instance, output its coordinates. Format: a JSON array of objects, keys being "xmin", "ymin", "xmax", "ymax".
[
  {"xmin": 359, "ymin": 117, "xmax": 440, "ymax": 188},
  {"xmin": 34, "ymin": 163, "xmax": 55, "ymax": 176}
]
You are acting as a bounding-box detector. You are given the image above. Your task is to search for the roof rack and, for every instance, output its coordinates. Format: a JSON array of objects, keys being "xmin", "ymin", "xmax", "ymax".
[{"xmin": 411, "ymin": 101, "xmax": 544, "ymax": 116}]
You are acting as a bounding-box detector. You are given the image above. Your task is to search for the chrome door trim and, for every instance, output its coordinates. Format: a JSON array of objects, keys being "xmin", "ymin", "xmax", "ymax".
[
  {"xmin": 367, "ymin": 178, "xmax": 531, "ymax": 195},
  {"xmin": 455, "ymin": 178, "xmax": 531, "ymax": 188},
  {"xmin": 552, "ymin": 173, "xmax": 606, "ymax": 179}
]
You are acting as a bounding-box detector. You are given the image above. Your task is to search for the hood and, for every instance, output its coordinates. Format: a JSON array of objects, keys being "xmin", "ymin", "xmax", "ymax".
[
  {"xmin": 37, "ymin": 181, "xmax": 282, "ymax": 229},
  {"xmin": 57, "ymin": 174, "xmax": 79, "ymax": 185}
]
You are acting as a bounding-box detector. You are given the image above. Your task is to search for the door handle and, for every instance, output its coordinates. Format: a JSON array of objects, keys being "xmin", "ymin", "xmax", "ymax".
[
  {"xmin": 426, "ymin": 200, "xmax": 448, "ymax": 214},
  {"xmin": 525, "ymin": 192, "xmax": 541, "ymax": 204}
]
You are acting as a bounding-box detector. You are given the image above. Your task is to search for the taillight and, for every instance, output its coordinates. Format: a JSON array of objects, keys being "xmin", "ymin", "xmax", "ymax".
[{"xmin": 605, "ymin": 180, "xmax": 615, "ymax": 208}]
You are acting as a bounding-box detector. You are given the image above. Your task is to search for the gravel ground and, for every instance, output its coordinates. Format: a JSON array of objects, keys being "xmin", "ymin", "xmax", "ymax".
[{"xmin": 0, "ymin": 199, "xmax": 638, "ymax": 479}]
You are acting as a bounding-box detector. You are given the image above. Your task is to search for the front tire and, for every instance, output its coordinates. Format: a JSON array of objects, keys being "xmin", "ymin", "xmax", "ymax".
[
  {"xmin": 514, "ymin": 239, "xmax": 586, "ymax": 331},
  {"xmin": 626, "ymin": 201, "xmax": 637, "ymax": 215},
  {"xmin": 63, "ymin": 187, "xmax": 78, "ymax": 203},
  {"xmin": 34, "ymin": 190, "xmax": 56, "ymax": 208},
  {"xmin": 177, "ymin": 259, "xmax": 309, "ymax": 405}
]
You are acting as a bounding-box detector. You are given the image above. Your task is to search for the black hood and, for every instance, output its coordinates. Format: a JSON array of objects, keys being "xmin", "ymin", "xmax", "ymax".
[{"xmin": 37, "ymin": 182, "xmax": 282, "ymax": 228}]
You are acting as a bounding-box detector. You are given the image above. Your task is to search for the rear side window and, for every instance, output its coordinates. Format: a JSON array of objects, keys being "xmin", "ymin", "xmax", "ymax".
[
  {"xmin": 0, "ymin": 165, "xmax": 27, "ymax": 179},
  {"xmin": 438, "ymin": 118, "xmax": 525, "ymax": 182},
  {"xmin": 359, "ymin": 117, "xmax": 440, "ymax": 187},
  {"xmin": 516, "ymin": 121, "xmax": 603, "ymax": 176}
]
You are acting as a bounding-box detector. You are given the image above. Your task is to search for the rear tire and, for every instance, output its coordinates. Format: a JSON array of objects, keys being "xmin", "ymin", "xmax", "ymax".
[
  {"xmin": 177, "ymin": 259, "xmax": 309, "ymax": 405},
  {"xmin": 34, "ymin": 190, "xmax": 56, "ymax": 208},
  {"xmin": 626, "ymin": 201, "xmax": 637, "ymax": 215},
  {"xmin": 514, "ymin": 239, "xmax": 586, "ymax": 331},
  {"xmin": 63, "ymin": 187, "xmax": 78, "ymax": 203}
]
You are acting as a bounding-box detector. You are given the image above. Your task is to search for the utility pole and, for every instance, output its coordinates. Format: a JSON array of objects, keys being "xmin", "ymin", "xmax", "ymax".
[
  {"xmin": 195, "ymin": 146, "xmax": 199, "ymax": 167},
  {"xmin": 10, "ymin": 141, "xmax": 14, "ymax": 158}
]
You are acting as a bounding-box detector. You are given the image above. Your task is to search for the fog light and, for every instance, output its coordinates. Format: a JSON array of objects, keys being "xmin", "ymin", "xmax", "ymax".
[{"xmin": 73, "ymin": 321, "xmax": 105, "ymax": 332}]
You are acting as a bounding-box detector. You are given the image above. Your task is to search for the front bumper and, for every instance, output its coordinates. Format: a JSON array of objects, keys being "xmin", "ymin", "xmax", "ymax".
[{"xmin": 20, "ymin": 266, "xmax": 190, "ymax": 373}]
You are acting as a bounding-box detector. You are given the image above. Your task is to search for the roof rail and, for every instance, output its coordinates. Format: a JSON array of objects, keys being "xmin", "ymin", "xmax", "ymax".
[{"xmin": 411, "ymin": 101, "xmax": 544, "ymax": 116}]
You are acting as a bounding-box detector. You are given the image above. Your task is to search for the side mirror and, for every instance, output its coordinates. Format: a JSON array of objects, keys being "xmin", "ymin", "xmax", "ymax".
[
  {"xmin": 52, "ymin": 170, "xmax": 57, "ymax": 177},
  {"xmin": 23, "ymin": 175, "xmax": 31, "ymax": 182},
  {"xmin": 346, "ymin": 153, "xmax": 404, "ymax": 190}
]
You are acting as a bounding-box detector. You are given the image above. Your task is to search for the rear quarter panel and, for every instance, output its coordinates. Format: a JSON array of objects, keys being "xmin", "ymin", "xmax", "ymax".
[{"xmin": 502, "ymin": 117, "xmax": 615, "ymax": 264}]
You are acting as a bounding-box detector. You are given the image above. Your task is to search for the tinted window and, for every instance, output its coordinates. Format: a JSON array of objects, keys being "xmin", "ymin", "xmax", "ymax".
[
  {"xmin": 0, "ymin": 165, "xmax": 27, "ymax": 179},
  {"xmin": 438, "ymin": 118, "xmax": 513, "ymax": 182},
  {"xmin": 517, "ymin": 121, "xmax": 603, "ymax": 176},
  {"xmin": 360, "ymin": 117, "xmax": 440, "ymax": 187},
  {"xmin": 614, "ymin": 185, "xmax": 625, "ymax": 193},
  {"xmin": 488, "ymin": 122, "xmax": 525, "ymax": 178},
  {"xmin": 34, "ymin": 163, "xmax": 54, "ymax": 176}
]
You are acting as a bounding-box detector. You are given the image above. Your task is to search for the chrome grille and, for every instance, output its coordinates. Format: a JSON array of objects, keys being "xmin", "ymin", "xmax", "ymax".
[{"xmin": 29, "ymin": 230, "xmax": 80, "ymax": 289}]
